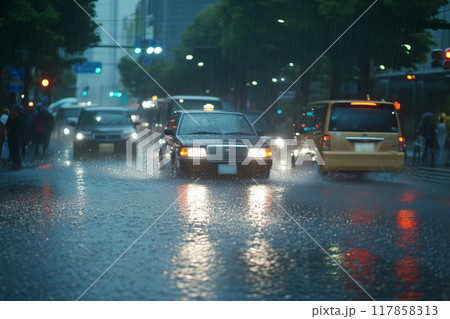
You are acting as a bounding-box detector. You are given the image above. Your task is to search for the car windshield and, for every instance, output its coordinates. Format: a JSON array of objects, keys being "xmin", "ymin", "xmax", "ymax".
[
  {"xmin": 62, "ymin": 108, "xmax": 84, "ymax": 119},
  {"xmin": 78, "ymin": 111, "xmax": 132, "ymax": 126},
  {"xmin": 329, "ymin": 104, "xmax": 399, "ymax": 132},
  {"xmin": 177, "ymin": 113, "xmax": 255, "ymax": 135}
]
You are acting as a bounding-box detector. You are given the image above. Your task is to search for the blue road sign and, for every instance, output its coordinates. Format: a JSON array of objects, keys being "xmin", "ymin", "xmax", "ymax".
[
  {"xmin": 9, "ymin": 80, "xmax": 24, "ymax": 93},
  {"xmin": 74, "ymin": 62, "xmax": 102, "ymax": 74},
  {"xmin": 10, "ymin": 67, "xmax": 25, "ymax": 80}
]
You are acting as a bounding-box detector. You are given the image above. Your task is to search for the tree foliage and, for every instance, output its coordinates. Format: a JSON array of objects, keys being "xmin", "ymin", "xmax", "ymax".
[
  {"xmin": 118, "ymin": 0, "xmax": 449, "ymax": 106},
  {"xmin": 0, "ymin": 0, "xmax": 100, "ymax": 105}
]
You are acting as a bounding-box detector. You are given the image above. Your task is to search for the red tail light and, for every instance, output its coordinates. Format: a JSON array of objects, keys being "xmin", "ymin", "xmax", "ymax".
[
  {"xmin": 398, "ymin": 136, "xmax": 406, "ymax": 152},
  {"xmin": 321, "ymin": 134, "xmax": 330, "ymax": 151}
]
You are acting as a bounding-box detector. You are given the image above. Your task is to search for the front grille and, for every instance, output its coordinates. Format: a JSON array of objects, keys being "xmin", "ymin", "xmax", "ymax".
[
  {"xmin": 206, "ymin": 144, "xmax": 248, "ymax": 162},
  {"xmin": 93, "ymin": 133, "xmax": 122, "ymax": 141}
]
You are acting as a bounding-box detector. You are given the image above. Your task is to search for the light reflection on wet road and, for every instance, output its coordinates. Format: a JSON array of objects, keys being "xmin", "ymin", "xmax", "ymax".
[{"xmin": 0, "ymin": 143, "xmax": 449, "ymax": 300}]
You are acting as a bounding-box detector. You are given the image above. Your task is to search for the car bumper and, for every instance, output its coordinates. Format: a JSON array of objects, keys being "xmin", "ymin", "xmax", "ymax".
[
  {"xmin": 74, "ymin": 140, "xmax": 128, "ymax": 153},
  {"xmin": 320, "ymin": 151, "xmax": 405, "ymax": 172},
  {"xmin": 179, "ymin": 158, "xmax": 272, "ymax": 177}
]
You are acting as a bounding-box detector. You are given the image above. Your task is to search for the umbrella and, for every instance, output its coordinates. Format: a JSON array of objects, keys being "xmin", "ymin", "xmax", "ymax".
[{"xmin": 421, "ymin": 112, "xmax": 434, "ymax": 120}]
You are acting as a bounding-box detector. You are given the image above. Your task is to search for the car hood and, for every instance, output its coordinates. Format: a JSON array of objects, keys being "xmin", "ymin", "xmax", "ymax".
[
  {"xmin": 77, "ymin": 125, "xmax": 135, "ymax": 133},
  {"xmin": 176, "ymin": 135, "xmax": 266, "ymax": 147}
]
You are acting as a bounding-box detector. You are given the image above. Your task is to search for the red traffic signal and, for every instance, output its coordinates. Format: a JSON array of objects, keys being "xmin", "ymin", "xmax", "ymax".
[
  {"xmin": 41, "ymin": 78, "xmax": 50, "ymax": 87},
  {"xmin": 406, "ymin": 74, "xmax": 416, "ymax": 80},
  {"xmin": 443, "ymin": 48, "xmax": 450, "ymax": 69}
]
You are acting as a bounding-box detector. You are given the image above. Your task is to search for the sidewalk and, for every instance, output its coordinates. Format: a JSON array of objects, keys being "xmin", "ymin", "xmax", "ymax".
[{"xmin": 405, "ymin": 141, "xmax": 450, "ymax": 184}]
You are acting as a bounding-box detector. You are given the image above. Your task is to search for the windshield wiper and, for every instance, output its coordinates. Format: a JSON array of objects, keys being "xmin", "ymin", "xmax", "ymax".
[
  {"xmin": 185, "ymin": 131, "xmax": 222, "ymax": 135},
  {"xmin": 223, "ymin": 131, "xmax": 255, "ymax": 135}
]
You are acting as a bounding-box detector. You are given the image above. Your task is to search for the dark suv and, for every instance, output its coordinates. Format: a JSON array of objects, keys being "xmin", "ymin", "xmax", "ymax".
[{"xmin": 73, "ymin": 107, "xmax": 137, "ymax": 158}]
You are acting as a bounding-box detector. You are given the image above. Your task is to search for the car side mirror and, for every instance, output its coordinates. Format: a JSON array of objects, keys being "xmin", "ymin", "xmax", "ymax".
[
  {"xmin": 164, "ymin": 128, "xmax": 174, "ymax": 136},
  {"xmin": 256, "ymin": 128, "xmax": 265, "ymax": 136}
]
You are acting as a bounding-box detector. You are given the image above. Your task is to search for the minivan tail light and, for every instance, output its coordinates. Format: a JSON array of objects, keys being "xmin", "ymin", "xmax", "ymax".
[
  {"xmin": 321, "ymin": 134, "xmax": 330, "ymax": 151},
  {"xmin": 398, "ymin": 136, "xmax": 406, "ymax": 152}
]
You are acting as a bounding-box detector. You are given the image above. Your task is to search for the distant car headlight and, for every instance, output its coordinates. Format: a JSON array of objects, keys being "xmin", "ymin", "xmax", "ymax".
[
  {"xmin": 76, "ymin": 133, "xmax": 84, "ymax": 140},
  {"xmin": 273, "ymin": 137, "xmax": 285, "ymax": 149},
  {"xmin": 131, "ymin": 115, "xmax": 138, "ymax": 122},
  {"xmin": 63, "ymin": 128, "xmax": 70, "ymax": 135},
  {"xmin": 180, "ymin": 147, "xmax": 207, "ymax": 158},
  {"xmin": 248, "ymin": 147, "xmax": 272, "ymax": 158}
]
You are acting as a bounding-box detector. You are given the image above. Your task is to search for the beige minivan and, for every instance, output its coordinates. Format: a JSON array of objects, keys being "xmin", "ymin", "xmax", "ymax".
[{"xmin": 292, "ymin": 100, "xmax": 405, "ymax": 173}]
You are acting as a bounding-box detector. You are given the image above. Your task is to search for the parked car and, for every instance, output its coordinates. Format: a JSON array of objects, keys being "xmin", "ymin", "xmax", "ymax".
[
  {"xmin": 292, "ymin": 100, "xmax": 405, "ymax": 173},
  {"xmin": 73, "ymin": 107, "xmax": 137, "ymax": 158},
  {"xmin": 159, "ymin": 110, "xmax": 272, "ymax": 178}
]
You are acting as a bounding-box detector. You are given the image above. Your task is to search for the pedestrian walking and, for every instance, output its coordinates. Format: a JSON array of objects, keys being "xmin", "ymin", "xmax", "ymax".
[
  {"xmin": 418, "ymin": 115, "xmax": 436, "ymax": 166},
  {"xmin": 6, "ymin": 107, "xmax": 22, "ymax": 170},
  {"xmin": 18, "ymin": 106, "xmax": 29, "ymax": 156},
  {"xmin": 0, "ymin": 108, "xmax": 10, "ymax": 164},
  {"xmin": 436, "ymin": 118, "xmax": 447, "ymax": 164},
  {"xmin": 32, "ymin": 107, "xmax": 52, "ymax": 155}
]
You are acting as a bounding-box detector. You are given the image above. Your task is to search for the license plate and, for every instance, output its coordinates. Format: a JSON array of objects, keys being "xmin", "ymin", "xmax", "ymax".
[
  {"xmin": 99, "ymin": 143, "xmax": 114, "ymax": 152},
  {"xmin": 218, "ymin": 164, "xmax": 237, "ymax": 175},
  {"xmin": 354, "ymin": 143, "xmax": 375, "ymax": 152}
]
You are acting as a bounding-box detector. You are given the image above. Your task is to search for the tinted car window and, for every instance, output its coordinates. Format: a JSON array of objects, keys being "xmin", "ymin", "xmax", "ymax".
[
  {"xmin": 79, "ymin": 111, "xmax": 132, "ymax": 126},
  {"xmin": 178, "ymin": 113, "xmax": 255, "ymax": 135},
  {"xmin": 329, "ymin": 104, "xmax": 399, "ymax": 132},
  {"xmin": 303, "ymin": 104, "xmax": 327, "ymax": 132}
]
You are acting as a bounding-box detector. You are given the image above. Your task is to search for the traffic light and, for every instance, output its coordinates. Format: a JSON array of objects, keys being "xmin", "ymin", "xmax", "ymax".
[
  {"xmin": 109, "ymin": 91, "xmax": 122, "ymax": 97},
  {"xmin": 82, "ymin": 86, "xmax": 89, "ymax": 96},
  {"xmin": 406, "ymin": 74, "xmax": 416, "ymax": 80},
  {"xmin": 134, "ymin": 39, "xmax": 163, "ymax": 55},
  {"xmin": 431, "ymin": 48, "xmax": 450, "ymax": 70},
  {"xmin": 443, "ymin": 48, "xmax": 450, "ymax": 69}
]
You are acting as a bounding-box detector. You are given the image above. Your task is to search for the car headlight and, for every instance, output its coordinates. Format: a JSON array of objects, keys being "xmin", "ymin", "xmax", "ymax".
[
  {"xmin": 76, "ymin": 131, "xmax": 91, "ymax": 140},
  {"xmin": 180, "ymin": 147, "xmax": 207, "ymax": 158},
  {"xmin": 125, "ymin": 132, "xmax": 138, "ymax": 139},
  {"xmin": 63, "ymin": 128, "xmax": 70, "ymax": 135},
  {"xmin": 248, "ymin": 147, "xmax": 272, "ymax": 158},
  {"xmin": 273, "ymin": 137, "xmax": 285, "ymax": 149}
]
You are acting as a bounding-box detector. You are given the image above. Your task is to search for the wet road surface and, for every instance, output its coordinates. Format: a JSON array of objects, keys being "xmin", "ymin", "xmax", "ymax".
[{"xmin": 0, "ymin": 141, "xmax": 449, "ymax": 300}]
